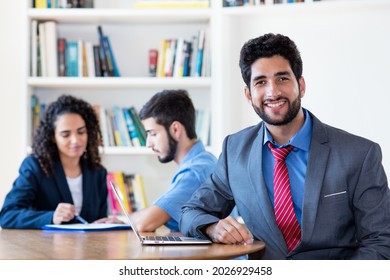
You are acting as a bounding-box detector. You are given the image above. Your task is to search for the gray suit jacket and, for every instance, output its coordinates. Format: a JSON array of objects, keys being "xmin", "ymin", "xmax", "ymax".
[{"xmin": 181, "ymin": 111, "xmax": 390, "ymax": 259}]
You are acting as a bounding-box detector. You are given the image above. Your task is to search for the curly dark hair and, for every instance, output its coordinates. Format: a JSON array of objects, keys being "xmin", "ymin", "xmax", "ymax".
[
  {"xmin": 139, "ymin": 89, "xmax": 197, "ymax": 140},
  {"xmin": 239, "ymin": 33, "xmax": 303, "ymax": 90},
  {"xmin": 32, "ymin": 94, "xmax": 103, "ymax": 177}
]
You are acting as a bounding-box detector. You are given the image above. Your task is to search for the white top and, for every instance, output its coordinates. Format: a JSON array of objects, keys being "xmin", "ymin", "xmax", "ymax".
[{"xmin": 67, "ymin": 175, "xmax": 83, "ymax": 214}]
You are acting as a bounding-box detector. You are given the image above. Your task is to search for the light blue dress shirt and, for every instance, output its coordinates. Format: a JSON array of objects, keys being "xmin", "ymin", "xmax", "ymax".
[
  {"xmin": 262, "ymin": 108, "xmax": 313, "ymax": 227},
  {"xmin": 153, "ymin": 141, "xmax": 217, "ymax": 232}
]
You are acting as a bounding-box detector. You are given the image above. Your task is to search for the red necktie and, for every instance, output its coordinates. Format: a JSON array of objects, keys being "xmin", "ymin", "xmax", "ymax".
[{"xmin": 268, "ymin": 142, "xmax": 301, "ymax": 252}]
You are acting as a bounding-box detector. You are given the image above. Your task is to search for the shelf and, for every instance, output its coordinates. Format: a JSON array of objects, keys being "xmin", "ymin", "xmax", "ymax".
[
  {"xmin": 27, "ymin": 77, "xmax": 212, "ymax": 89},
  {"xmin": 27, "ymin": 8, "xmax": 212, "ymax": 24},
  {"xmin": 221, "ymin": 0, "xmax": 389, "ymax": 16}
]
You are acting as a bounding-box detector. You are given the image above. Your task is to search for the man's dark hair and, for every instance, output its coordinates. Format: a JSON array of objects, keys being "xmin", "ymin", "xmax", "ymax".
[
  {"xmin": 139, "ymin": 89, "xmax": 197, "ymax": 139},
  {"xmin": 239, "ymin": 33, "xmax": 303, "ymax": 89}
]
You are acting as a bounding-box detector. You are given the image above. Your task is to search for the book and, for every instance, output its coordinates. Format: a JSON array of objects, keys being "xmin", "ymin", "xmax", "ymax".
[
  {"xmin": 123, "ymin": 107, "xmax": 142, "ymax": 147},
  {"xmin": 44, "ymin": 21, "xmax": 58, "ymax": 77},
  {"xmin": 97, "ymin": 106, "xmax": 110, "ymax": 147},
  {"xmin": 57, "ymin": 38, "xmax": 66, "ymax": 76},
  {"xmin": 148, "ymin": 49, "xmax": 158, "ymax": 77},
  {"xmin": 31, "ymin": 95, "xmax": 41, "ymax": 138},
  {"xmin": 31, "ymin": 20, "xmax": 38, "ymax": 77},
  {"xmin": 97, "ymin": 27, "xmax": 108, "ymax": 77},
  {"xmin": 66, "ymin": 41, "xmax": 78, "ymax": 76},
  {"xmin": 189, "ymin": 35, "xmax": 198, "ymax": 76},
  {"xmin": 93, "ymin": 45, "xmax": 102, "ymax": 77},
  {"xmin": 124, "ymin": 174, "xmax": 137, "ymax": 212},
  {"xmin": 85, "ymin": 41, "xmax": 95, "ymax": 77},
  {"xmin": 108, "ymin": 109, "xmax": 122, "ymax": 146},
  {"xmin": 106, "ymin": 172, "xmax": 119, "ymax": 216},
  {"xmin": 156, "ymin": 39, "xmax": 169, "ymax": 77},
  {"xmin": 35, "ymin": 0, "xmax": 48, "ymax": 8},
  {"xmin": 97, "ymin": 26, "xmax": 119, "ymax": 77},
  {"xmin": 173, "ymin": 37, "xmax": 184, "ymax": 77},
  {"xmin": 182, "ymin": 40, "xmax": 192, "ymax": 77},
  {"xmin": 103, "ymin": 36, "xmax": 120, "ymax": 77},
  {"xmin": 132, "ymin": 174, "xmax": 148, "ymax": 210},
  {"xmin": 105, "ymin": 108, "xmax": 116, "ymax": 146},
  {"xmin": 113, "ymin": 106, "xmax": 132, "ymax": 147},
  {"xmin": 196, "ymin": 109, "xmax": 210, "ymax": 145},
  {"xmin": 114, "ymin": 172, "xmax": 133, "ymax": 213},
  {"xmin": 195, "ymin": 29, "xmax": 205, "ymax": 77},
  {"xmin": 38, "ymin": 22, "xmax": 47, "ymax": 76},
  {"xmin": 78, "ymin": 39, "xmax": 84, "ymax": 77},
  {"xmin": 128, "ymin": 107, "xmax": 146, "ymax": 146},
  {"xmin": 164, "ymin": 38, "xmax": 175, "ymax": 77}
]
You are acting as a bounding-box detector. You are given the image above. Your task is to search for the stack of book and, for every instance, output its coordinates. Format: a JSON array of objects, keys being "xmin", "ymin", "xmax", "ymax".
[
  {"xmin": 223, "ymin": 0, "xmax": 312, "ymax": 6},
  {"xmin": 31, "ymin": 22, "xmax": 120, "ymax": 77},
  {"xmin": 93, "ymin": 105, "xmax": 147, "ymax": 148},
  {"xmin": 107, "ymin": 172, "xmax": 147, "ymax": 216},
  {"xmin": 33, "ymin": 0, "xmax": 94, "ymax": 8},
  {"xmin": 153, "ymin": 29, "xmax": 208, "ymax": 78}
]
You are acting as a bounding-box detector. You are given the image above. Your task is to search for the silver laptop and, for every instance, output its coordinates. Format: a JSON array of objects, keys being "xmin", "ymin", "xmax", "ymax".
[{"xmin": 109, "ymin": 181, "xmax": 212, "ymax": 245}]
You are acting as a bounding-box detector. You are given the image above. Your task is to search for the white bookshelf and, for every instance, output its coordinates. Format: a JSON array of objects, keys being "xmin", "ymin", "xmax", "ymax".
[
  {"xmin": 21, "ymin": 0, "xmax": 390, "ymax": 205},
  {"xmin": 24, "ymin": 1, "xmax": 216, "ymax": 203}
]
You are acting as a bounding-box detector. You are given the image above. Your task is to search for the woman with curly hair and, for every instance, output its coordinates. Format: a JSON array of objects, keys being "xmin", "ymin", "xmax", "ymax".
[{"xmin": 0, "ymin": 95, "xmax": 115, "ymax": 228}]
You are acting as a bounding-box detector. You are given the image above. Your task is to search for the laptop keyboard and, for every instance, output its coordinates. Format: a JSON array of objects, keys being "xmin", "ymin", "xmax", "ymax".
[{"xmin": 144, "ymin": 236, "xmax": 182, "ymax": 241}]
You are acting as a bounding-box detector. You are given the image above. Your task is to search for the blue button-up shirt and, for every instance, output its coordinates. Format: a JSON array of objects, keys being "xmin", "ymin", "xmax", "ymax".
[
  {"xmin": 262, "ymin": 109, "xmax": 313, "ymax": 227},
  {"xmin": 153, "ymin": 141, "xmax": 217, "ymax": 232}
]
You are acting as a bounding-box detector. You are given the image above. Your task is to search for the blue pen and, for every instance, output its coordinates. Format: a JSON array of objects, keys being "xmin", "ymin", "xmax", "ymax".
[{"xmin": 75, "ymin": 215, "xmax": 88, "ymax": 224}]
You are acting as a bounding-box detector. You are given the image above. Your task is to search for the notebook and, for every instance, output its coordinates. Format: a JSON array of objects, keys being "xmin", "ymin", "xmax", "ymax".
[{"xmin": 109, "ymin": 180, "xmax": 212, "ymax": 245}]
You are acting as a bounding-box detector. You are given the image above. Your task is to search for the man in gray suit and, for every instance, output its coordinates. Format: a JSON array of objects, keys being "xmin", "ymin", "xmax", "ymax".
[{"xmin": 180, "ymin": 33, "xmax": 390, "ymax": 259}]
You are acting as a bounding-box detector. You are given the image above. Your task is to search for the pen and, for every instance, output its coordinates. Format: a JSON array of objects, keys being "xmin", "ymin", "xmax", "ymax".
[{"xmin": 75, "ymin": 215, "xmax": 88, "ymax": 224}]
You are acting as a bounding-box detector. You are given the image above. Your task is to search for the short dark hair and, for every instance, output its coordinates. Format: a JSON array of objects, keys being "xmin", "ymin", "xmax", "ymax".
[
  {"xmin": 32, "ymin": 94, "xmax": 103, "ymax": 176},
  {"xmin": 139, "ymin": 89, "xmax": 197, "ymax": 139},
  {"xmin": 239, "ymin": 33, "xmax": 303, "ymax": 89}
]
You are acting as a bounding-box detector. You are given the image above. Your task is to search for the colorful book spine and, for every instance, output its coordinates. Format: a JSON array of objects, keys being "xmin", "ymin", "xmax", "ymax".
[
  {"xmin": 104, "ymin": 36, "xmax": 120, "ymax": 77},
  {"xmin": 123, "ymin": 107, "xmax": 142, "ymax": 147},
  {"xmin": 106, "ymin": 172, "xmax": 119, "ymax": 216},
  {"xmin": 57, "ymin": 38, "xmax": 66, "ymax": 77},
  {"xmin": 195, "ymin": 29, "xmax": 205, "ymax": 77},
  {"xmin": 129, "ymin": 107, "xmax": 146, "ymax": 146},
  {"xmin": 114, "ymin": 172, "xmax": 132, "ymax": 213},
  {"xmin": 66, "ymin": 41, "xmax": 78, "ymax": 77}
]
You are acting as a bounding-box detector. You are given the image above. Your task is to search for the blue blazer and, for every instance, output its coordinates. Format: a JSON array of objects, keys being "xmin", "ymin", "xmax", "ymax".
[
  {"xmin": 181, "ymin": 111, "xmax": 390, "ymax": 259},
  {"xmin": 0, "ymin": 155, "xmax": 108, "ymax": 229}
]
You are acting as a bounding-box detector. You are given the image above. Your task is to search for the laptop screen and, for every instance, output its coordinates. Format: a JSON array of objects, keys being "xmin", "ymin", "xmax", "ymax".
[{"xmin": 109, "ymin": 180, "xmax": 143, "ymax": 242}]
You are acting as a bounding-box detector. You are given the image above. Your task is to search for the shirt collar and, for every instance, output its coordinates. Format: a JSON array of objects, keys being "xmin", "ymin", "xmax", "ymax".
[
  {"xmin": 181, "ymin": 140, "xmax": 204, "ymax": 165},
  {"xmin": 263, "ymin": 108, "xmax": 312, "ymax": 151}
]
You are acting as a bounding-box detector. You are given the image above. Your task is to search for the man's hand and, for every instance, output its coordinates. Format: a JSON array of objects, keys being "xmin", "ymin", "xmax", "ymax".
[{"xmin": 205, "ymin": 216, "xmax": 253, "ymax": 245}]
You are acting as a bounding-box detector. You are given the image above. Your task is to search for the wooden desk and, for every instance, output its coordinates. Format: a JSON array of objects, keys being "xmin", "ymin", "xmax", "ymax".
[{"xmin": 0, "ymin": 229, "xmax": 265, "ymax": 260}]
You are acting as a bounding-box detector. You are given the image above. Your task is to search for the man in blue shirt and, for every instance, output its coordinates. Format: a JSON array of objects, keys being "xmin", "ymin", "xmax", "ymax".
[
  {"xmin": 130, "ymin": 89, "xmax": 217, "ymax": 232},
  {"xmin": 180, "ymin": 33, "xmax": 390, "ymax": 259}
]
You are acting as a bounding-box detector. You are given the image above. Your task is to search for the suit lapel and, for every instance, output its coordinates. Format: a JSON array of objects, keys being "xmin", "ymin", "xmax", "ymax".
[
  {"xmin": 53, "ymin": 159, "xmax": 73, "ymax": 203},
  {"xmin": 247, "ymin": 123, "xmax": 288, "ymax": 252},
  {"xmin": 80, "ymin": 163, "xmax": 92, "ymax": 216},
  {"xmin": 301, "ymin": 113, "xmax": 330, "ymax": 241}
]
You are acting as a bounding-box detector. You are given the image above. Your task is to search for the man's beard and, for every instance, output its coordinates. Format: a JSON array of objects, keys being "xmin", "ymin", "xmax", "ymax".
[
  {"xmin": 252, "ymin": 95, "xmax": 301, "ymax": 126},
  {"xmin": 158, "ymin": 131, "xmax": 178, "ymax": 163}
]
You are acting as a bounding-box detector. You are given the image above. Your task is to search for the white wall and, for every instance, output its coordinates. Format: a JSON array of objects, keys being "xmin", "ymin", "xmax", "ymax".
[
  {"xmin": 0, "ymin": 1, "xmax": 24, "ymax": 207},
  {"xmin": 220, "ymin": 2, "xmax": 390, "ymax": 177}
]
